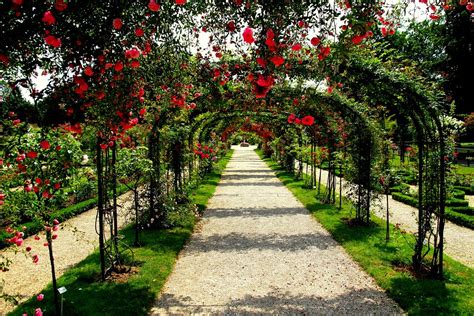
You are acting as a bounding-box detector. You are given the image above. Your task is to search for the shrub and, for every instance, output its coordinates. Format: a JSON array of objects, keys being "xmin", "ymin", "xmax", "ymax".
[
  {"xmin": 449, "ymin": 189, "xmax": 465, "ymax": 200},
  {"xmin": 392, "ymin": 192, "xmax": 418, "ymax": 207},
  {"xmin": 72, "ymin": 180, "xmax": 97, "ymax": 203},
  {"xmin": 1, "ymin": 182, "xmax": 133, "ymax": 249},
  {"xmin": 390, "ymin": 183, "xmax": 410, "ymax": 194},
  {"xmin": 450, "ymin": 206, "xmax": 474, "ymax": 216},
  {"xmin": 0, "ymin": 190, "xmax": 39, "ymax": 224},
  {"xmin": 445, "ymin": 209, "xmax": 474, "ymax": 230},
  {"xmin": 392, "ymin": 193, "xmax": 473, "ymax": 230},
  {"xmin": 454, "ymin": 185, "xmax": 474, "ymax": 195},
  {"xmin": 446, "ymin": 198, "xmax": 469, "ymax": 207}
]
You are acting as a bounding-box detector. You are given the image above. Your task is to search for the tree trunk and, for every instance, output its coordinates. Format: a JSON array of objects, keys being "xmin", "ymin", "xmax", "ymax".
[
  {"xmin": 46, "ymin": 230, "xmax": 60, "ymax": 315},
  {"xmin": 96, "ymin": 139, "xmax": 106, "ymax": 280}
]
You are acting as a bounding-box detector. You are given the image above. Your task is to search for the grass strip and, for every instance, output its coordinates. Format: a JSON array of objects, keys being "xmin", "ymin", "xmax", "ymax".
[
  {"xmin": 256, "ymin": 149, "xmax": 474, "ymax": 315},
  {"xmin": 9, "ymin": 150, "xmax": 233, "ymax": 316}
]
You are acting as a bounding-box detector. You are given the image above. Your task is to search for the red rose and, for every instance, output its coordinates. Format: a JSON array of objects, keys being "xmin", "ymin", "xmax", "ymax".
[
  {"xmin": 42, "ymin": 11, "xmax": 56, "ymax": 25},
  {"xmin": 291, "ymin": 43, "xmax": 302, "ymax": 51},
  {"xmin": 242, "ymin": 27, "xmax": 255, "ymax": 44},
  {"xmin": 288, "ymin": 113, "xmax": 296, "ymax": 124},
  {"xmin": 113, "ymin": 18, "xmax": 123, "ymax": 30},
  {"xmin": 44, "ymin": 35, "xmax": 61, "ymax": 48},
  {"xmin": 84, "ymin": 66, "xmax": 94, "ymax": 76},
  {"xmin": 270, "ymin": 56, "xmax": 285, "ymax": 67},
  {"xmin": 40, "ymin": 140, "xmax": 51, "ymax": 150},
  {"xmin": 135, "ymin": 28, "xmax": 144, "ymax": 37},
  {"xmin": 148, "ymin": 0, "xmax": 160, "ymax": 11},
  {"xmin": 301, "ymin": 115, "xmax": 314, "ymax": 126},
  {"xmin": 27, "ymin": 151, "xmax": 38, "ymax": 159}
]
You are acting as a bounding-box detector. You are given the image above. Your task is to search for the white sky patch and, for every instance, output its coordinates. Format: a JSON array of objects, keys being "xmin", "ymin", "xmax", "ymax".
[{"xmin": 19, "ymin": 66, "xmax": 51, "ymax": 103}]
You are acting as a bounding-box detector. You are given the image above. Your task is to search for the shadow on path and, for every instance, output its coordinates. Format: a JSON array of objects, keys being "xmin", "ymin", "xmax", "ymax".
[{"xmin": 154, "ymin": 288, "xmax": 400, "ymax": 315}]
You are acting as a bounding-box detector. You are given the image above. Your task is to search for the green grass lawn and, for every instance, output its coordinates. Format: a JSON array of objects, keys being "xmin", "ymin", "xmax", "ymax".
[
  {"xmin": 257, "ymin": 150, "xmax": 474, "ymax": 315},
  {"xmin": 451, "ymin": 164, "xmax": 474, "ymax": 176},
  {"xmin": 9, "ymin": 150, "xmax": 233, "ymax": 316}
]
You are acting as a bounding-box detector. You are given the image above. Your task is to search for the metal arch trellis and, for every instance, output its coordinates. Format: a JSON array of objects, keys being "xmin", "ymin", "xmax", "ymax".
[
  {"xmin": 188, "ymin": 94, "xmax": 381, "ymax": 227},
  {"xmin": 339, "ymin": 57, "xmax": 449, "ymax": 277},
  {"xmin": 300, "ymin": 90, "xmax": 380, "ymax": 224}
]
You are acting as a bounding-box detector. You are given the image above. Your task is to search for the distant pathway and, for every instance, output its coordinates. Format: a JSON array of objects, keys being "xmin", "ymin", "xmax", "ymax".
[
  {"xmin": 0, "ymin": 192, "xmax": 134, "ymax": 314},
  {"xmin": 152, "ymin": 147, "xmax": 402, "ymax": 314},
  {"xmin": 311, "ymin": 166, "xmax": 474, "ymax": 268}
]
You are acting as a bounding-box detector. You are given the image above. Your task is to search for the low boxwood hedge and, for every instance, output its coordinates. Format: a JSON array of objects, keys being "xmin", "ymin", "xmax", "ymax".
[
  {"xmin": 450, "ymin": 206, "xmax": 474, "ymax": 216},
  {"xmin": 392, "ymin": 192, "xmax": 473, "ymax": 230},
  {"xmin": 0, "ymin": 183, "xmax": 131, "ymax": 249},
  {"xmin": 392, "ymin": 192, "xmax": 469, "ymax": 208},
  {"xmin": 392, "ymin": 191, "xmax": 418, "ymax": 207},
  {"xmin": 446, "ymin": 198, "xmax": 469, "ymax": 207},
  {"xmin": 445, "ymin": 208, "xmax": 474, "ymax": 230},
  {"xmin": 390, "ymin": 183, "xmax": 410, "ymax": 193},
  {"xmin": 451, "ymin": 189, "xmax": 466, "ymax": 200},
  {"xmin": 454, "ymin": 185, "xmax": 474, "ymax": 195}
]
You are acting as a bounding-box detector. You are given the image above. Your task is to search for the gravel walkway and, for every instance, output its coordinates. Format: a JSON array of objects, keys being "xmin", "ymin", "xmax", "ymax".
[
  {"xmin": 467, "ymin": 195, "xmax": 474, "ymax": 208},
  {"xmin": 309, "ymin": 165, "xmax": 474, "ymax": 268},
  {"xmin": 0, "ymin": 191, "xmax": 134, "ymax": 314},
  {"xmin": 151, "ymin": 147, "xmax": 402, "ymax": 315}
]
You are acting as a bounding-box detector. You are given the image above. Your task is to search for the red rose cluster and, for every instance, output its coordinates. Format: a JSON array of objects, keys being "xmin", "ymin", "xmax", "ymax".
[{"xmin": 287, "ymin": 113, "xmax": 315, "ymax": 126}]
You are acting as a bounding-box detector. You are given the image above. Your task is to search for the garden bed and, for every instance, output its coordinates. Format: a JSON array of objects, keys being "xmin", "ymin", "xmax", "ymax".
[
  {"xmin": 0, "ymin": 183, "xmax": 131, "ymax": 249},
  {"xmin": 8, "ymin": 151, "xmax": 233, "ymax": 316},
  {"xmin": 391, "ymin": 192, "xmax": 474, "ymax": 230}
]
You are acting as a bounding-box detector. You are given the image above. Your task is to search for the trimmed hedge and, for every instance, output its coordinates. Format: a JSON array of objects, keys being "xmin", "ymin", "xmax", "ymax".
[
  {"xmin": 454, "ymin": 185, "xmax": 474, "ymax": 195},
  {"xmin": 445, "ymin": 209, "xmax": 474, "ymax": 230},
  {"xmin": 392, "ymin": 192, "xmax": 469, "ymax": 208},
  {"xmin": 390, "ymin": 183, "xmax": 410, "ymax": 193},
  {"xmin": 0, "ymin": 183, "xmax": 131, "ymax": 249},
  {"xmin": 451, "ymin": 189, "xmax": 466, "ymax": 200},
  {"xmin": 392, "ymin": 192, "xmax": 418, "ymax": 207},
  {"xmin": 392, "ymin": 192, "xmax": 473, "ymax": 230},
  {"xmin": 446, "ymin": 198, "xmax": 469, "ymax": 207},
  {"xmin": 450, "ymin": 206, "xmax": 474, "ymax": 216}
]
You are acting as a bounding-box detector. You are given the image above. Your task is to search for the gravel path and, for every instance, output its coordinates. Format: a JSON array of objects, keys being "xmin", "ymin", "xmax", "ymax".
[
  {"xmin": 308, "ymin": 165, "xmax": 474, "ymax": 268},
  {"xmin": 467, "ymin": 195, "xmax": 474, "ymax": 208},
  {"xmin": 0, "ymin": 191, "xmax": 134, "ymax": 314},
  {"xmin": 151, "ymin": 147, "xmax": 402, "ymax": 315}
]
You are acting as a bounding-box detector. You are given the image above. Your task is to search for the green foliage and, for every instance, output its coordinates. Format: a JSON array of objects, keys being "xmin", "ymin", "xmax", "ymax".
[
  {"xmin": 0, "ymin": 129, "xmax": 83, "ymax": 233},
  {"xmin": 70, "ymin": 178, "xmax": 96, "ymax": 203},
  {"xmin": 116, "ymin": 146, "xmax": 153, "ymax": 188},
  {"xmin": 445, "ymin": 209, "xmax": 474, "ymax": 230},
  {"xmin": 391, "ymin": 192, "xmax": 418, "ymax": 207},
  {"xmin": 392, "ymin": 191, "xmax": 469, "ymax": 208},
  {"xmin": 190, "ymin": 150, "xmax": 233, "ymax": 214},
  {"xmin": 453, "ymin": 185, "xmax": 474, "ymax": 195},
  {"xmin": 450, "ymin": 189, "xmax": 465, "ymax": 200},
  {"xmin": 391, "ymin": 191, "xmax": 473, "ymax": 230},
  {"xmin": 389, "ymin": 183, "xmax": 410, "ymax": 194},
  {"xmin": 446, "ymin": 199, "xmax": 469, "ymax": 207},
  {"xmin": 449, "ymin": 206, "xmax": 474, "ymax": 216},
  {"xmin": 383, "ymin": 21, "xmax": 447, "ymax": 80}
]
